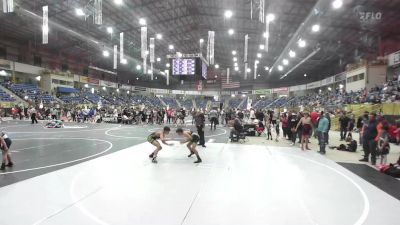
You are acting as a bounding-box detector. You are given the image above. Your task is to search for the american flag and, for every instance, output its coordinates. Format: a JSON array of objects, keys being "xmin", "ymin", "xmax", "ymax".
[{"xmin": 221, "ymin": 70, "xmax": 240, "ymax": 89}]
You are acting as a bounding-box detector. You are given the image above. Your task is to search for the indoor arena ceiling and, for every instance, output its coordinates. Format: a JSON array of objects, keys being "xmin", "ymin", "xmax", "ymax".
[{"xmin": 1, "ymin": 0, "xmax": 400, "ymax": 88}]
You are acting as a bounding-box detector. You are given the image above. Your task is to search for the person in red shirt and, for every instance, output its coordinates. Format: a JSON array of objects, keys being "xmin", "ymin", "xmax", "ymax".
[{"xmin": 280, "ymin": 113, "xmax": 289, "ymax": 139}]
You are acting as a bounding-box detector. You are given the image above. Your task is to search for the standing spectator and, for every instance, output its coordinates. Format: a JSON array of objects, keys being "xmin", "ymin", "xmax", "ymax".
[
  {"xmin": 288, "ymin": 111, "xmax": 298, "ymax": 145},
  {"xmin": 377, "ymin": 123, "xmax": 390, "ymax": 166},
  {"xmin": 30, "ymin": 106, "xmax": 38, "ymax": 124},
  {"xmin": 325, "ymin": 112, "xmax": 331, "ymax": 145},
  {"xmin": 359, "ymin": 112, "xmax": 378, "ymax": 165},
  {"xmin": 317, "ymin": 111, "xmax": 329, "ymax": 155},
  {"xmin": 339, "ymin": 112, "xmax": 350, "ymax": 141},
  {"xmin": 347, "ymin": 114, "xmax": 355, "ymax": 137},
  {"xmin": 51, "ymin": 107, "xmax": 58, "ymax": 120},
  {"xmin": 195, "ymin": 111, "xmax": 206, "ymax": 147},
  {"xmin": 249, "ymin": 108, "xmax": 256, "ymax": 122},
  {"xmin": 208, "ymin": 107, "xmax": 219, "ymax": 131},
  {"xmin": 356, "ymin": 112, "xmax": 368, "ymax": 145},
  {"xmin": 296, "ymin": 112, "xmax": 313, "ymax": 151},
  {"xmin": 281, "ymin": 113, "xmax": 289, "ymax": 139}
]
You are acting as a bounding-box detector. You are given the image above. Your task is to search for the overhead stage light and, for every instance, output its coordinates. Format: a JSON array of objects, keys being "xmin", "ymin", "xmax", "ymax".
[
  {"xmin": 114, "ymin": 0, "xmax": 123, "ymax": 5},
  {"xmin": 75, "ymin": 8, "xmax": 85, "ymax": 16},
  {"xmin": 224, "ymin": 10, "xmax": 233, "ymax": 19},
  {"xmin": 298, "ymin": 39, "xmax": 306, "ymax": 48},
  {"xmin": 266, "ymin": 14, "xmax": 275, "ymax": 22},
  {"xmin": 156, "ymin": 33, "xmax": 163, "ymax": 39},
  {"xmin": 257, "ymin": 53, "xmax": 262, "ymax": 58},
  {"xmin": 278, "ymin": 65, "xmax": 283, "ymax": 71},
  {"xmin": 259, "ymin": 44, "xmax": 265, "ymax": 50},
  {"xmin": 215, "ymin": 64, "xmax": 219, "ymax": 69},
  {"xmin": 136, "ymin": 65, "xmax": 141, "ymax": 70},
  {"xmin": 168, "ymin": 44, "xmax": 174, "ymax": 50},
  {"xmin": 232, "ymin": 50, "xmax": 237, "ymax": 55},
  {"xmin": 228, "ymin": 29, "xmax": 234, "ymax": 35},
  {"xmin": 282, "ymin": 59, "xmax": 289, "ymax": 65},
  {"xmin": 246, "ymin": 68, "xmax": 251, "ymax": 73},
  {"xmin": 312, "ymin": 24, "xmax": 320, "ymax": 32},
  {"xmin": 332, "ymin": 0, "xmax": 343, "ymax": 9},
  {"xmin": 107, "ymin": 27, "xmax": 113, "ymax": 34},
  {"xmin": 234, "ymin": 62, "xmax": 238, "ymax": 67},
  {"xmin": 234, "ymin": 67, "xmax": 239, "ymax": 71},
  {"xmin": 102, "ymin": 50, "xmax": 110, "ymax": 57},
  {"xmin": 304, "ymin": 73, "xmax": 307, "ymax": 77},
  {"xmin": 264, "ymin": 66, "xmax": 270, "ymax": 71},
  {"xmin": 199, "ymin": 38, "xmax": 204, "ymax": 43},
  {"xmin": 289, "ymin": 50, "xmax": 296, "ymax": 58},
  {"xmin": 233, "ymin": 57, "xmax": 237, "ymax": 62},
  {"xmin": 156, "ymin": 57, "xmax": 161, "ymax": 62},
  {"xmin": 263, "ymin": 32, "xmax": 269, "ymax": 38},
  {"xmin": 121, "ymin": 58, "xmax": 127, "ymax": 64},
  {"xmin": 139, "ymin": 18, "xmax": 146, "ymax": 26},
  {"xmin": 166, "ymin": 63, "xmax": 170, "ymax": 68}
]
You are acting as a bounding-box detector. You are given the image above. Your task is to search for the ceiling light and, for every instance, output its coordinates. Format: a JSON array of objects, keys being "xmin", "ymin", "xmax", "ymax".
[
  {"xmin": 298, "ymin": 39, "xmax": 306, "ymax": 48},
  {"xmin": 234, "ymin": 62, "xmax": 238, "ymax": 67},
  {"xmin": 246, "ymin": 68, "xmax": 251, "ymax": 72},
  {"xmin": 199, "ymin": 38, "xmax": 204, "ymax": 43},
  {"xmin": 232, "ymin": 50, "xmax": 237, "ymax": 55},
  {"xmin": 289, "ymin": 50, "xmax": 296, "ymax": 58},
  {"xmin": 102, "ymin": 50, "xmax": 110, "ymax": 57},
  {"xmin": 224, "ymin": 10, "xmax": 233, "ymax": 18},
  {"xmin": 235, "ymin": 67, "xmax": 239, "ymax": 71},
  {"xmin": 35, "ymin": 76, "xmax": 41, "ymax": 81},
  {"xmin": 147, "ymin": 69, "xmax": 153, "ymax": 74},
  {"xmin": 233, "ymin": 57, "xmax": 237, "ymax": 62},
  {"xmin": 278, "ymin": 65, "xmax": 283, "ymax": 71},
  {"xmin": 304, "ymin": 73, "xmax": 307, "ymax": 77},
  {"xmin": 228, "ymin": 29, "xmax": 234, "ymax": 35},
  {"xmin": 332, "ymin": 0, "xmax": 343, "ymax": 9},
  {"xmin": 139, "ymin": 18, "xmax": 146, "ymax": 26},
  {"xmin": 215, "ymin": 64, "xmax": 219, "ymax": 69},
  {"xmin": 136, "ymin": 65, "xmax": 141, "ymax": 70},
  {"xmin": 75, "ymin": 8, "xmax": 85, "ymax": 16},
  {"xmin": 0, "ymin": 70, "xmax": 7, "ymax": 76},
  {"xmin": 255, "ymin": 60, "xmax": 259, "ymax": 64},
  {"xmin": 103, "ymin": 86, "xmax": 106, "ymax": 90},
  {"xmin": 168, "ymin": 44, "xmax": 174, "ymax": 50},
  {"xmin": 116, "ymin": 89, "xmax": 120, "ymax": 92},
  {"xmin": 263, "ymin": 32, "xmax": 269, "ymax": 38},
  {"xmin": 136, "ymin": 77, "xmax": 139, "ymax": 80},
  {"xmin": 166, "ymin": 63, "xmax": 170, "ymax": 68},
  {"xmin": 156, "ymin": 33, "xmax": 163, "ymax": 39},
  {"xmin": 145, "ymin": 50, "xmax": 149, "ymax": 55},
  {"xmin": 312, "ymin": 24, "xmax": 320, "ymax": 32},
  {"xmin": 259, "ymin": 44, "xmax": 265, "ymax": 50},
  {"xmin": 328, "ymin": 87, "xmax": 332, "ymax": 91},
  {"xmin": 114, "ymin": 0, "xmax": 123, "ymax": 5},
  {"xmin": 257, "ymin": 74, "xmax": 260, "ymax": 77},
  {"xmin": 121, "ymin": 58, "xmax": 127, "ymax": 64},
  {"xmin": 264, "ymin": 66, "xmax": 270, "ymax": 71},
  {"xmin": 176, "ymin": 52, "xmax": 182, "ymax": 58},
  {"xmin": 282, "ymin": 59, "xmax": 289, "ymax": 65},
  {"xmin": 127, "ymin": 90, "xmax": 130, "ymax": 94},
  {"xmin": 257, "ymin": 53, "xmax": 262, "ymax": 58},
  {"xmin": 106, "ymin": 27, "xmax": 113, "ymax": 34},
  {"xmin": 266, "ymin": 14, "xmax": 275, "ymax": 22},
  {"xmin": 84, "ymin": 84, "xmax": 89, "ymax": 88},
  {"xmin": 156, "ymin": 57, "xmax": 161, "ymax": 62}
]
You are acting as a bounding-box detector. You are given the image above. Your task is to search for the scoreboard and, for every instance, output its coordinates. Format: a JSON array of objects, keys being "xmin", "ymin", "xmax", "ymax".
[{"xmin": 172, "ymin": 58, "xmax": 196, "ymax": 75}]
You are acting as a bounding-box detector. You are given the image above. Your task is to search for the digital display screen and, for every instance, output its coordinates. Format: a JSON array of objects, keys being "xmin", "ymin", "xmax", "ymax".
[
  {"xmin": 172, "ymin": 58, "xmax": 196, "ymax": 75},
  {"xmin": 201, "ymin": 61, "xmax": 207, "ymax": 79}
]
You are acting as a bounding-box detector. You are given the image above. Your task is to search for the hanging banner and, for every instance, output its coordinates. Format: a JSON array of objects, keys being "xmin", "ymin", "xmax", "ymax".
[
  {"xmin": 79, "ymin": 76, "xmax": 89, "ymax": 84},
  {"xmin": 3, "ymin": 0, "xmax": 14, "ymax": 13},
  {"xmin": 94, "ymin": 0, "xmax": 102, "ymax": 25},
  {"xmin": 272, "ymin": 87, "xmax": 289, "ymax": 93},
  {"xmin": 143, "ymin": 57, "xmax": 147, "ymax": 74},
  {"xmin": 88, "ymin": 77, "xmax": 100, "ymax": 85},
  {"xmin": 254, "ymin": 61, "xmax": 257, "ymax": 79},
  {"xmin": 165, "ymin": 69, "xmax": 169, "ymax": 86},
  {"xmin": 254, "ymin": 89, "xmax": 272, "ymax": 95},
  {"xmin": 121, "ymin": 84, "xmax": 131, "ymax": 90},
  {"xmin": 149, "ymin": 37, "xmax": 155, "ymax": 63},
  {"xmin": 244, "ymin": 63, "xmax": 248, "ymax": 80},
  {"xmin": 42, "ymin": 5, "xmax": 48, "ymax": 44},
  {"xmin": 141, "ymin": 26, "xmax": 148, "ymax": 59},
  {"xmin": 226, "ymin": 68, "xmax": 230, "ymax": 84},
  {"xmin": 208, "ymin": 31, "xmax": 215, "ymax": 65},
  {"xmin": 244, "ymin": 34, "xmax": 249, "ymax": 62},
  {"xmin": 113, "ymin": 45, "xmax": 117, "ymax": 70},
  {"xmin": 100, "ymin": 80, "xmax": 118, "ymax": 88},
  {"xmin": 119, "ymin": 32, "xmax": 124, "ymax": 62}
]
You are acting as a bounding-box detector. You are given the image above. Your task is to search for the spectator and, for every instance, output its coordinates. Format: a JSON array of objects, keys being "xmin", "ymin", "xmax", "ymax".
[
  {"xmin": 359, "ymin": 112, "xmax": 378, "ymax": 165},
  {"xmin": 317, "ymin": 111, "xmax": 329, "ymax": 155},
  {"xmin": 339, "ymin": 112, "xmax": 350, "ymax": 141},
  {"xmin": 195, "ymin": 111, "xmax": 206, "ymax": 148}
]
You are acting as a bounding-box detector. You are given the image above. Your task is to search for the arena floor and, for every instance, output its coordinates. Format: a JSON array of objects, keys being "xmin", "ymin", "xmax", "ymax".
[{"xmin": 0, "ymin": 120, "xmax": 400, "ymax": 225}]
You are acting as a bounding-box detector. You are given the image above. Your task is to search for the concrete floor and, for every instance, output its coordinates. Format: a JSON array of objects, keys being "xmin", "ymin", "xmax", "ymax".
[{"xmin": 0, "ymin": 120, "xmax": 400, "ymax": 225}]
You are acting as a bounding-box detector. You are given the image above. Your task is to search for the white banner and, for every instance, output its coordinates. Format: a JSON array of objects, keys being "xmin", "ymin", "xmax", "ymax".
[
  {"xmin": 119, "ymin": 32, "xmax": 124, "ymax": 62},
  {"xmin": 3, "ymin": 0, "xmax": 14, "ymax": 13},
  {"xmin": 172, "ymin": 90, "xmax": 185, "ymax": 94},
  {"xmin": 141, "ymin": 26, "xmax": 147, "ymax": 59},
  {"xmin": 100, "ymin": 80, "xmax": 118, "ymax": 88},
  {"xmin": 42, "ymin": 6, "xmax": 48, "ymax": 44},
  {"xmin": 149, "ymin": 37, "xmax": 155, "ymax": 63},
  {"xmin": 121, "ymin": 84, "xmax": 131, "ymax": 90},
  {"xmin": 306, "ymin": 81, "xmax": 321, "ymax": 89},
  {"xmin": 113, "ymin": 45, "xmax": 117, "ymax": 70}
]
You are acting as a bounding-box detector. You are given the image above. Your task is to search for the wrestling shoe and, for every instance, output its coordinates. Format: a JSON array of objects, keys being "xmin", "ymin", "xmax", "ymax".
[
  {"xmin": 149, "ymin": 153, "xmax": 154, "ymax": 158},
  {"xmin": 6, "ymin": 162, "xmax": 13, "ymax": 167},
  {"xmin": 0, "ymin": 163, "xmax": 5, "ymax": 170},
  {"xmin": 151, "ymin": 157, "xmax": 158, "ymax": 164},
  {"xmin": 188, "ymin": 153, "xmax": 194, "ymax": 157},
  {"xmin": 194, "ymin": 159, "xmax": 202, "ymax": 164}
]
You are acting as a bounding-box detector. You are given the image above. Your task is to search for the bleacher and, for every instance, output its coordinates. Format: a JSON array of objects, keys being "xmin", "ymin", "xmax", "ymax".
[
  {"xmin": 0, "ymin": 89, "xmax": 16, "ymax": 102},
  {"xmin": 9, "ymin": 83, "xmax": 55, "ymax": 103},
  {"xmin": 162, "ymin": 97, "xmax": 179, "ymax": 108},
  {"xmin": 130, "ymin": 95, "xmax": 162, "ymax": 107},
  {"xmin": 228, "ymin": 98, "xmax": 243, "ymax": 109},
  {"xmin": 83, "ymin": 92, "xmax": 109, "ymax": 104},
  {"xmin": 59, "ymin": 95, "xmax": 87, "ymax": 104},
  {"xmin": 195, "ymin": 98, "xmax": 208, "ymax": 109},
  {"xmin": 181, "ymin": 99, "xmax": 193, "ymax": 109}
]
